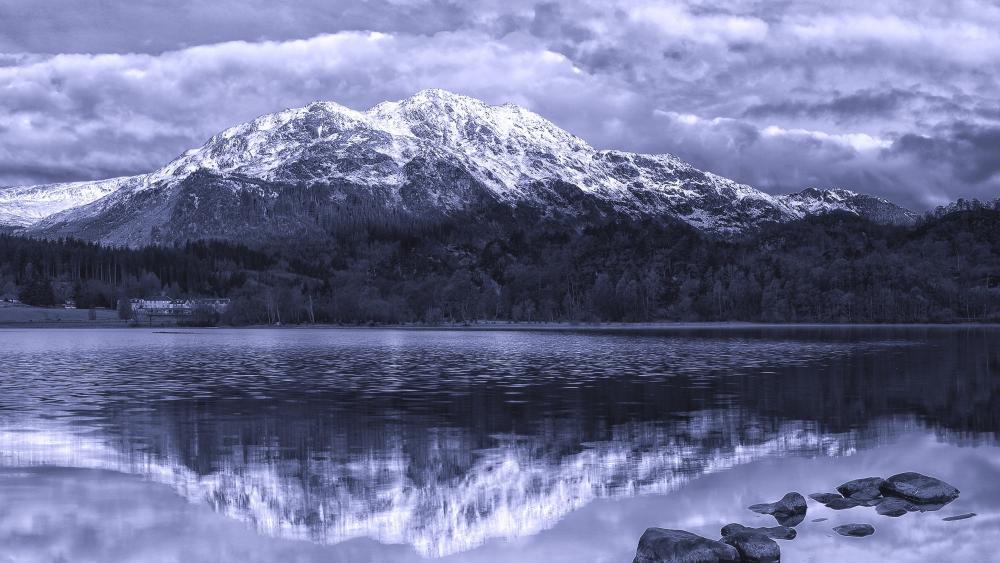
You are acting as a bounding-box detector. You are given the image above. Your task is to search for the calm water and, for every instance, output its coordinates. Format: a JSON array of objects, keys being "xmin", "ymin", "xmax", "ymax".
[{"xmin": 0, "ymin": 326, "xmax": 997, "ymax": 562}]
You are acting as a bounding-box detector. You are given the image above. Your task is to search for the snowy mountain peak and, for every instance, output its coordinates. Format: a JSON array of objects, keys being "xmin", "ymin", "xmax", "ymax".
[
  {"xmin": 780, "ymin": 187, "xmax": 918, "ymax": 225},
  {"xmin": 1, "ymin": 90, "xmax": 920, "ymax": 245}
]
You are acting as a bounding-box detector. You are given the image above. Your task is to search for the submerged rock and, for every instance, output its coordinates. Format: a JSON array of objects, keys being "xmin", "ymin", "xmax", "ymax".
[
  {"xmin": 837, "ymin": 477, "xmax": 885, "ymax": 502},
  {"xmin": 811, "ymin": 518, "xmax": 828, "ymax": 522},
  {"xmin": 720, "ymin": 528, "xmax": 780, "ymax": 562},
  {"xmin": 633, "ymin": 528, "xmax": 740, "ymax": 563},
  {"xmin": 881, "ymin": 472, "xmax": 960, "ymax": 504},
  {"xmin": 942, "ymin": 513, "xmax": 977, "ymax": 522},
  {"xmin": 875, "ymin": 497, "xmax": 917, "ymax": 517},
  {"xmin": 824, "ymin": 497, "xmax": 862, "ymax": 510},
  {"xmin": 808, "ymin": 493, "xmax": 843, "ymax": 504},
  {"xmin": 721, "ymin": 523, "xmax": 796, "ymax": 540},
  {"xmin": 833, "ymin": 523, "xmax": 875, "ymax": 537},
  {"xmin": 748, "ymin": 492, "xmax": 807, "ymax": 526}
]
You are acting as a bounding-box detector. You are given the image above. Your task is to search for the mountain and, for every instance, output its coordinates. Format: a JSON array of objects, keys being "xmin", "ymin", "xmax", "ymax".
[
  {"xmin": 779, "ymin": 188, "xmax": 918, "ymax": 225},
  {"xmin": 0, "ymin": 177, "xmax": 129, "ymax": 227},
  {"xmin": 0, "ymin": 90, "xmax": 914, "ymax": 246}
]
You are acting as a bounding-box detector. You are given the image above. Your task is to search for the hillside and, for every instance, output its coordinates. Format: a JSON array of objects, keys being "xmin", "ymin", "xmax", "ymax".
[{"xmin": 1, "ymin": 204, "xmax": 997, "ymax": 325}]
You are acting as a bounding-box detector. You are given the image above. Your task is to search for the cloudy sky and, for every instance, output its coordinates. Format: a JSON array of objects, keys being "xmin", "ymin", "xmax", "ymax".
[{"xmin": 1, "ymin": 0, "xmax": 999, "ymax": 209}]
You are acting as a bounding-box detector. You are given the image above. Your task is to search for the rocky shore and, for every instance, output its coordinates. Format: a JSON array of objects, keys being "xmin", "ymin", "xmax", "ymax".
[{"xmin": 632, "ymin": 472, "xmax": 964, "ymax": 562}]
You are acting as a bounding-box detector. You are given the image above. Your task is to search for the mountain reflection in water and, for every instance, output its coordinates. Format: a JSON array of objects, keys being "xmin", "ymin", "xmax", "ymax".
[{"xmin": 0, "ymin": 327, "xmax": 997, "ymax": 560}]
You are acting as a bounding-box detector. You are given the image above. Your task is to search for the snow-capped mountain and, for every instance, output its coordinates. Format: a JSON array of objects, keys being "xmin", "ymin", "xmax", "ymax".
[
  {"xmin": 0, "ymin": 90, "xmax": 913, "ymax": 245},
  {"xmin": 0, "ymin": 177, "xmax": 131, "ymax": 227},
  {"xmin": 780, "ymin": 187, "xmax": 918, "ymax": 225}
]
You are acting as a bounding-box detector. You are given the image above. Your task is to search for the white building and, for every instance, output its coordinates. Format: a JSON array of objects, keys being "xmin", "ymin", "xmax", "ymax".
[{"xmin": 129, "ymin": 298, "xmax": 230, "ymax": 320}]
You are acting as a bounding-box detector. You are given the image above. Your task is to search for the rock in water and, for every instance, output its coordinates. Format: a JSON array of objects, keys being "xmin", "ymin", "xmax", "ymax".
[
  {"xmin": 633, "ymin": 528, "xmax": 740, "ymax": 563},
  {"xmin": 811, "ymin": 518, "xmax": 828, "ymax": 523},
  {"xmin": 837, "ymin": 477, "xmax": 885, "ymax": 502},
  {"xmin": 942, "ymin": 513, "xmax": 976, "ymax": 522},
  {"xmin": 721, "ymin": 523, "xmax": 797, "ymax": 540},
  {"xmin": 720, "ymin": 528, "xmax": 781, "ymax": 562},
  {"xmin": 748, "ymin": 492, "xmax": 808, "ymax": 526},
  {"xmin": 880, "ymin": 473, "xmax": 960, "ymax": 504},
  {"xmin": 876, "ymin": 497, "xmax": 917, "ymax": 517},
  {"xmin": 808, "ymin": 493, "xmax": 843, "ymax": 504},
  {"xmin": 824, "ymin": 497, "xmax": 862, "ymax": 510},
  {"xmin": 834, "ymin": 523, "xmax": 875, "ymax": 537}
]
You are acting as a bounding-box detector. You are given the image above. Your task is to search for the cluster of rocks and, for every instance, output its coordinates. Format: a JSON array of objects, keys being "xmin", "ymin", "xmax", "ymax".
[
  {"xmin": 809, "ymin": 472, "xmax": 961, "ymax": 517},
  {"xmin": 632, "ymin": 472, "xmax": 962, "ymax": 562}
]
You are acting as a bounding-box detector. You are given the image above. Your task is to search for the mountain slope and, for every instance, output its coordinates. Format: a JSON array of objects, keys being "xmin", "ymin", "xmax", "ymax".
[
  {"xmin": 0, "ymin": 90, "xmax": 911, "ymax": 245},
  {"xmin": 779, "ymin": 188, "xmax": 918, "ymax": 225},
  {"xmin": 0, "ymin": 177, "xmax": 132, "ymax": 227}
]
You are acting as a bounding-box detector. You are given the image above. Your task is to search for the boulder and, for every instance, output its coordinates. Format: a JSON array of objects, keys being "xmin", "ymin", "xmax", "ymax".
[
  {"xmin": 808, "ymin": 493, "xmax": 843, "ymax": 504},
  {"xmin": 720, "ymin": 528, "xmax": 781, "ymax": 562},
  {"xmin": 633, "ymin": 528, "xmax": 740, "ymax": 563},
  {"xmin": 833, "ymin": 523, "xmax": 875, "ymax": 537},
  {"xmin": 721, "ymin": 523, "xmax": 796, "ymax": 540},
  {"xmin": 748, "ymin": 492, "xmax": 807, "ymax": 526},
  {"xmin": 837, "ymin": 477, "xmax": 885, "ymax": 502},
  {"xmin": 880, "ymin": 472, "xmax": 960, "ymax": 504}
]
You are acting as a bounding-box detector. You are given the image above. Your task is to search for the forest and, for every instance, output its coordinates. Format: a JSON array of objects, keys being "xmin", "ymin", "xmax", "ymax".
[{"xmin": 1, "ymin": 199, "xmax": 999, "ymax": 325}]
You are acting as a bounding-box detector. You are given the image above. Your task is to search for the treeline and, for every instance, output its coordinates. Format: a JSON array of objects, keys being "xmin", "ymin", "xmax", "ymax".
[
  {"xmin": 2, "ymin": 205, "xmax": 999, "ymax": 324},
  {"xmin": 0, "ymin": 237, "xmax": 270, "ymax": 309}
]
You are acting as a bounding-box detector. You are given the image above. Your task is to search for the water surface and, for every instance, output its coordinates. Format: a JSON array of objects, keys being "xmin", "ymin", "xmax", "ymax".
[{"xmin": 0, "ymin": 327, "xmax": 997, "ymax": 562}]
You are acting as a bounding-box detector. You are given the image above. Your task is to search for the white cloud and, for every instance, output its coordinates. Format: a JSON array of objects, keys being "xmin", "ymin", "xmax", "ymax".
[
  {"xmin": 0, "ymin": 31, "xmax": 624, "ymax": 186},
  {"xmin": 760, "ymin": 125, "xmax": 891, "ymax": 152},
  {"xmin": 629, "ymin": 4, "xmax": 769, "ymax": 44},
  {"xmin": 1, "ymin": 0, "xmax": 999, "ymax": 208}
]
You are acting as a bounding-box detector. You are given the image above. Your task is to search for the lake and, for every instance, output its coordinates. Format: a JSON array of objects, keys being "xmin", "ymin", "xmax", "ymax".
[{"xmin": 0, "ymin": 326, "xmax": 997, "ymax": 562}]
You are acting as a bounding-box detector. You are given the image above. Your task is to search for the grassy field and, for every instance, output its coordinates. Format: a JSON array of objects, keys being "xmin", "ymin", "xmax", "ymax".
[{"xmin": 0, "ymin": 303, "xmax": 126, "ymax": 326}]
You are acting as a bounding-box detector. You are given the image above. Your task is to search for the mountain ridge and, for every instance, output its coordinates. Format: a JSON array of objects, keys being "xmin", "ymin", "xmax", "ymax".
[{"xmin": 0, "ymin": 89, "xmax": 917, "ymax": 246}]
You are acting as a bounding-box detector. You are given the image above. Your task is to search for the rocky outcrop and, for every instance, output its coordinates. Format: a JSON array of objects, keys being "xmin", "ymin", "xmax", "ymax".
[
  {"xmin": 719, "ymin": 524, "xmax": 798, "ymax": 562},
  {"xmin": 837, "ymin": 477, "xmax": 885, "ymax": 502},
  {"xmin": 880, "ymin": 472, "xmax": 960, "ymax": 504},
  {"xmin": 633, "ymin": 528, "xmax": 740, "ymax": 563},
  {"xmin": 748, "ymin": 492, "xmax": 807, "ymax": 526},
  {"xmin": 720, "ymin": 529, "xmax": 780, "ymax": 563}
]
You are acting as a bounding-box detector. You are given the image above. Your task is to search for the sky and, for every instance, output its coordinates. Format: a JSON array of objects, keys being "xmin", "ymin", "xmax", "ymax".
[{"xmin": 1, "ymin": 1, "xmax": 999, "ymax": 210}]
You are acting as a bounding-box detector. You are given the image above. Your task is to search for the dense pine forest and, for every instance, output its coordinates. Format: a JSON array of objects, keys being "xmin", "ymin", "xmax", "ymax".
[{"xmin": 2, "ymin": 201, "xmax": 999, "ymax": 325}]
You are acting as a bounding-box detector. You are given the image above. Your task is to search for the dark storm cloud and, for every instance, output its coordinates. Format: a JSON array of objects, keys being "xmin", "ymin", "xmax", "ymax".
[
  {"xmin": 744, "ymin": 89, "xmax": 915, "ymax": 121},
  {"xmin": 890, "ymin": 123, "xmax": 1000, "ymax": 186},
  {"xmin": 0, "ymin": 0, "xmax": 998, "ymax": 208}
]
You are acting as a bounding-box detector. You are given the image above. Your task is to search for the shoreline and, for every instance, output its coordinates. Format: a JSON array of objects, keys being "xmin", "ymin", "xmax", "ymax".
[
  {"xmin": 3, "ymin": 304, "xmax": 998, "ymax": 330},
  {"xmin": 2, "ymin": 319, "xmax": 999, "ymax": 331}
]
